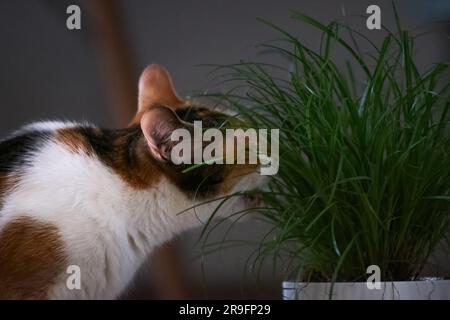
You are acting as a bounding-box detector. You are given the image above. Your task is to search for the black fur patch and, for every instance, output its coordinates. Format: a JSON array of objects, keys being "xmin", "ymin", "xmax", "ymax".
[{"xmin": 0, "ymin": 130, "xmax": 53, "ymax": 174}]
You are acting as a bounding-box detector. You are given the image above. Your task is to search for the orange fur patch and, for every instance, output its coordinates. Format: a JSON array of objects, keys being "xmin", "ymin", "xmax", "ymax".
[
  {"xmin": 0, "ymin": 217, "xmax": 67, "ymax": 300},
  {"xmin": 56, "ymin": 128, "xmax": 94, "ymax": 156}
]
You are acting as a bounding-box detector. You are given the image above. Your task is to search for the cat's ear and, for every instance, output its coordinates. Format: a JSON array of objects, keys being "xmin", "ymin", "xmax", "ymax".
[
  {"xmin": 138, "ymin": 64, "xmax": 184, "ymax": 111},
  {"xmin": 140, "ymin": 106, "xmax": 187, "ymax": 162}
]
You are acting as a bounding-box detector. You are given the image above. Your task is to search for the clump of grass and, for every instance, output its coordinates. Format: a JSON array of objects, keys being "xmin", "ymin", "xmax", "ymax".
[{"xmin": 201, "ymin": 8, "xmax": 450, "ymax": 284}]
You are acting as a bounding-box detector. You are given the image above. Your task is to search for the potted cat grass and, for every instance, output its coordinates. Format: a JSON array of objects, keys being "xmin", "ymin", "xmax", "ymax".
[{"xmin": 201, "ymin": 10, "xmax": 450, "ymax": 299}]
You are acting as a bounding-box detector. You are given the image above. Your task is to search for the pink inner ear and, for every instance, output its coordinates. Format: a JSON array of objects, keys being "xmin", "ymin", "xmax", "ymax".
[
  {"xmin": 145, "ymin": 137, "xmax": 164, "ymax": 161},
  {"xmin": 140, "ymin": 106, "xmax": 183, "ymax": 162},
  {"xmin": 138, "ymin": 64, "xmax": 184, "ymax": 111},
  {"xmin": 141, "ymin": 116, "xmax": 165, "ymax": 161}
]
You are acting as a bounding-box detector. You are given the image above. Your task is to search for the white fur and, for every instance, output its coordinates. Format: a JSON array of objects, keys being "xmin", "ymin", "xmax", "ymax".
[{"xmin": 0, "ymin": 121, "xmax": 264, "ymax": 299}]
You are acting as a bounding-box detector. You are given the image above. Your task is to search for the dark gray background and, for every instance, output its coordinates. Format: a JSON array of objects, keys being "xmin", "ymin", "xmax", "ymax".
[{"xmin": 0, "ymin": 0, "xmax": 448, "ymax": 299}]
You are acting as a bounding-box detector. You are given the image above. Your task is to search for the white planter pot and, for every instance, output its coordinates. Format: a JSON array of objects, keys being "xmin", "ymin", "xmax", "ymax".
[{"xmin": 283, "ymin": 279, "xmax": 450, "ymax": 300}]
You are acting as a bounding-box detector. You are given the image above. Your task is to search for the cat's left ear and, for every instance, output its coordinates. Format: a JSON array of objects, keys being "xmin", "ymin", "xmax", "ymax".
[{"xmin": 138, "ymin": 64, "xmax": 184, "ymax": 111}]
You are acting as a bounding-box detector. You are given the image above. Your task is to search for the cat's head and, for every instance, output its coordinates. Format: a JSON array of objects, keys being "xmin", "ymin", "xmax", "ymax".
[{"xmin": 134, "ymin": 64, "xmax": 266, "ymax": 217}]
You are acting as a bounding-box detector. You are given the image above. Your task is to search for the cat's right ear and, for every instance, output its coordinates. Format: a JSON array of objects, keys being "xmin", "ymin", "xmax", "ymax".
[
  {"xmin": 140, "ymin": 106, "xmax": 189, "ymax": 162},
  {"xmin": 138, "ymin": 64, "xmax": 183, "ymax": 112}
]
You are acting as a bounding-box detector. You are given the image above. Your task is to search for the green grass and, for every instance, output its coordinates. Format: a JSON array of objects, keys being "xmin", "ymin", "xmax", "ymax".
[{"xmin": 199, "ymin": 8, "xmax": 450, "ymax": 283}]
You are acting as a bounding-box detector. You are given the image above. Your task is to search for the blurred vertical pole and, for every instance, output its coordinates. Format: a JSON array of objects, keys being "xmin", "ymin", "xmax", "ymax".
[
  {"xmin": 85, "ymin": 0, "xmax": 136, "ymax": 127},
  {"xmin": 85, "ymin": 0, "xmax": 191, "ymax": 299}
]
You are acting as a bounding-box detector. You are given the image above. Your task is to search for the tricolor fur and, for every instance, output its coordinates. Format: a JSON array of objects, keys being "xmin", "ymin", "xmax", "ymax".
[{"xmin": 0, "ymin": 65, "xmax": 264, "ymax": 299}]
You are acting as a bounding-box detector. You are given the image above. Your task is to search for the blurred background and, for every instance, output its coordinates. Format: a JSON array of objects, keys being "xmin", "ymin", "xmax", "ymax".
[{"xmin": 0, "ymin": 0, "xmax": 448, "ymax": 299}]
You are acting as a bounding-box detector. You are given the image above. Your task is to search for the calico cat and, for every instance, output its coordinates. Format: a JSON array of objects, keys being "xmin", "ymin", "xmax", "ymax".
[{"xmin": 0, "ymin": 65, "xmax": 264, "ymax": 299}]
